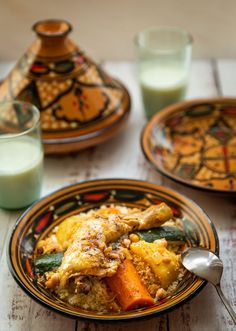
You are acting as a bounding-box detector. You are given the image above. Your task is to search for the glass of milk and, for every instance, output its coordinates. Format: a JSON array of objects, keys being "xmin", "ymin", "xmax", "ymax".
[
  {"xmin": 135, "ymin": 26, "xmax": 193, "ymax": 119},
  {"xmin": 0, "ymin": 101, "xmax": 43, "ymax": 209}
]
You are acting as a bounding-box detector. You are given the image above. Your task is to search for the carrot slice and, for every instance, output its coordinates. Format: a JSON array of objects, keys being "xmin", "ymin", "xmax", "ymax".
[{"xmin": 106, "ymin": 259, "xmax": 154, "ymax": 311}]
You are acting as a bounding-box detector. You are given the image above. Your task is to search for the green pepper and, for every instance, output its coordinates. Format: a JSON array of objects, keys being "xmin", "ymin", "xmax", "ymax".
[
  {"xmin": 135, "ymin": 226, "xmax": 186, "ymax": 243},
  {"xmin": 35, "ymin": 252, "xmax": 64, "ymax": 273}
]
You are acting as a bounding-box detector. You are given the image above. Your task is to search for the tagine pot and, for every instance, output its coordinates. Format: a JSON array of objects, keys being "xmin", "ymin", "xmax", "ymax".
[{"xmin": 0, "ymin": 19, "xmax": 131, "ymax": 154}]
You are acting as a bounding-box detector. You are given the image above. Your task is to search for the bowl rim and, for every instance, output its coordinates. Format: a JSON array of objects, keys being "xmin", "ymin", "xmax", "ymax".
[
  {"xmin": 141, "ymin": 97, "xmax": 236, "ymax": 196},
  {"xmin": 7, "ymin": 178, "xmax": 219, "ymax": 321}
]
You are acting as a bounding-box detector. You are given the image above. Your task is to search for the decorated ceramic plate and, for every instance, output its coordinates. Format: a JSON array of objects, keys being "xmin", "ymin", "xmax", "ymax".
[
  {"xmin": 141, "ymin": 98, "xmax": 236, "ymax": 194},
  {"xmin": 8, "ymin": 179, "xmax": 218, "ymax": 321}
]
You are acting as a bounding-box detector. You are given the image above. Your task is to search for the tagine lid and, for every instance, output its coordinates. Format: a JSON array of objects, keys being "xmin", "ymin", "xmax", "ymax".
[{"xmin": 0, "ymin": 19, "xmax": 131, "ymax": 154}]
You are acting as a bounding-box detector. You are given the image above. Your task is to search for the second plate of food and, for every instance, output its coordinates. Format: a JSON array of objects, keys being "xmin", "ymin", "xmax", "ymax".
[
  {"xmin": 8, "ymin": 179, "xmax": 218, "ymax": 321},
  {"xmin": 141, "ymin": 98, "xmax": 236, "ymax": 195}
]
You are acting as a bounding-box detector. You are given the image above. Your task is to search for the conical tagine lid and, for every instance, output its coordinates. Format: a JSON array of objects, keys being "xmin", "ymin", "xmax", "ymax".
[{"xmin": 0, "ymin": 19, "xmax": 131, "ymax": 154}]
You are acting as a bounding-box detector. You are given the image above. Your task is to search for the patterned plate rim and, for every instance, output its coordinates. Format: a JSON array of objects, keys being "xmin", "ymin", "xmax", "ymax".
[{"xmin": 7, "ymin": 178, "xmax": 219, "ymax": 321}]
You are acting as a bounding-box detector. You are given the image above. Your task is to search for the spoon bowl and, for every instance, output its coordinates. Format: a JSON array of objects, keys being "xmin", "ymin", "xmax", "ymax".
[
  {"xmin": 181, "ymin": 247, "xmax": 223, "ymax": 285},
  {"xmin": 181, "ymin": 247, "xmax": 236, "ymax": 325}
]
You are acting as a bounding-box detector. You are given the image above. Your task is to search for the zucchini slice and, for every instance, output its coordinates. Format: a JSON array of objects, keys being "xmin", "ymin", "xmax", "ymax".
[
  {"xmin": 135, "ymin": 226, "xmax": 186, "ymax": 243},
  {"xmin": 35, "ymin": 252, "xmax": 64, "ymax": 273}
]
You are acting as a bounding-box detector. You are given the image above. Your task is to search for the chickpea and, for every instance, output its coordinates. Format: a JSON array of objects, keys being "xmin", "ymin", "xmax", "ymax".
[
  {"xmin": 156, "ymin": 288, "xmax": 167, "ymax": 300},
  {"xmin": 129, "ymin": 234, "xmax": 140, "ymax": 242},
  {"xmin": 45, "ymin": 273, "xmax": 60, "ymax": 289},
  {"xmin": 98, "ymin": 242, "xmax": 106, "ymax": 251},
  {"xmin": 104, "ymin": 246, "xmax": 112, "ymax": 253},
  {"xmin": 122, "ymin": 238, "xmax": 131, "ymax": 248},
  {"xmin": 107, "ymin": 252, "xmax": 119, "ymax": 260}
]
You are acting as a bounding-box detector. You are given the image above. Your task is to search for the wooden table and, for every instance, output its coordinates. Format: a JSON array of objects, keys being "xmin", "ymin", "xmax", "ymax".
[{"xmin": 0, "ymin": 60, "xmax": 235, "ymax": 331}]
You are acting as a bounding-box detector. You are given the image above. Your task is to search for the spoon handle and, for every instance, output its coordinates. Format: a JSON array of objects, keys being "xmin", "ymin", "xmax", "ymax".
[{"xmin": 215, "ymin": 284, "xmax": 236, "ymax": 325}]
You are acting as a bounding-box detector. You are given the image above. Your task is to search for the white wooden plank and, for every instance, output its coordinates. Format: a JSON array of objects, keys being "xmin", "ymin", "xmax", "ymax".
[
  {"xmin": 0, "ymin": 211, "xmax": 15, "ymax": 259},
  {"xmin": 187, "ymin": 59, "xmax": 218, "ymax": 98},
  {"xmin": 76, "ymin": 317, "xmax": 168, "ymax": 331},
  {"xmin": 216, "ymin": 59, "xmax": 236, "ymax": 96}
]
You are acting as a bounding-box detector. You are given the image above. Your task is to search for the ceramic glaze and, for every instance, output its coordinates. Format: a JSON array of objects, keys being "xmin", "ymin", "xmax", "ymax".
[{"xmin": 0, "ymin": 138, "xmax": 43, "ymax": 209}]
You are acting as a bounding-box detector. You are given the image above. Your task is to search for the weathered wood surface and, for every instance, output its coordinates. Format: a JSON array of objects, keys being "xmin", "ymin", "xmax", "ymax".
[{"xmin": 0, "ymin": 60, "xmax": 235, "ymax": 331}]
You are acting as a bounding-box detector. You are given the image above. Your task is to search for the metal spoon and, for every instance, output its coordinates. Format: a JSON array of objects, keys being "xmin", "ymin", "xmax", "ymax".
[{"xmin": 181, "ymin": 247, "xmax": 236, "ymax": 324}]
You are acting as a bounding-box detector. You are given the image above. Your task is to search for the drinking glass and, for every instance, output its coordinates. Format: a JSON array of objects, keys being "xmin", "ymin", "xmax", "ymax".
[
  {"xmin": 0, "ymin": 101, "xmax": 43, "ymax": 209},
  {"xmin": 134, "ymin": 26, "xmax": 193, "ymax": 119}
]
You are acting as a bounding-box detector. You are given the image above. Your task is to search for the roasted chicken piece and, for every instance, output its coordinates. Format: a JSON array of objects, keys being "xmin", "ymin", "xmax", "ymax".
[{"xmin": 52, "ymin": 203, "xmax": 173, "ymax": 287}]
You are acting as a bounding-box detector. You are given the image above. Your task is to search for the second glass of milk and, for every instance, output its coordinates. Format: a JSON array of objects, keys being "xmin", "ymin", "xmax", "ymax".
[
  {"xmin": 0, "ymin": 101, "xmax": 43, "ymax": 209},
  {"xmin": 135, "ymin": 26, "xmax": 192, "ymax": 119}
]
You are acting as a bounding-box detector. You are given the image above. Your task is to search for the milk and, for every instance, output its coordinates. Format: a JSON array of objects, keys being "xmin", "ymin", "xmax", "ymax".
[
  {"xmin": 140, "ymin": 65, "xmax": 187, "ymax": 118},
  {"xmin": 0, "ymin": 137, "xmax": 43, "ymax": 209}
]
